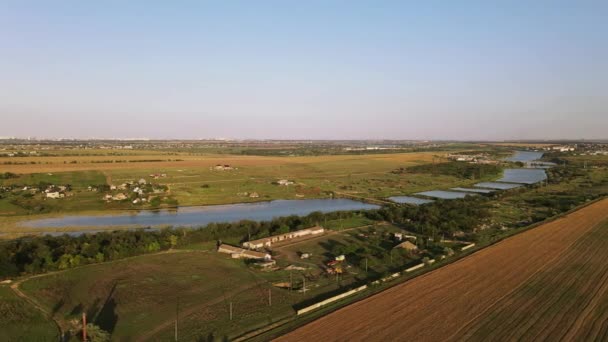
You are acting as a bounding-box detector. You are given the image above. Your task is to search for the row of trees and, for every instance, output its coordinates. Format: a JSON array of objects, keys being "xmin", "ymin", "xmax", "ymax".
[{"xmin": 393, "ymin": 161, "xmax": 502, "ymax": 180}]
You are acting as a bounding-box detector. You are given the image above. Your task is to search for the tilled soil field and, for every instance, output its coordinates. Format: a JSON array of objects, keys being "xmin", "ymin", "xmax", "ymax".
[{"xmin": 276, "ymin": 199, "xmax": 608, "ymax": 342}]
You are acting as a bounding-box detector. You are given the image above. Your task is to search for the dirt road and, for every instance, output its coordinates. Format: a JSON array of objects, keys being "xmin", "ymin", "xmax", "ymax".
[{"xmin": 276, "ymin": 199, "xmax": 608, "ymax": 342}]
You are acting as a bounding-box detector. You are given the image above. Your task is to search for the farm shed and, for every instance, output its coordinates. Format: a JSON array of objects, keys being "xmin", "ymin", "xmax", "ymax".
[
  {"xmin": 217, "ymin": 244, "xmax": 272, "ymax": 261},
  {"xmin": 243, "ymin": 226, "xmax": 325, "ymax": 249}
]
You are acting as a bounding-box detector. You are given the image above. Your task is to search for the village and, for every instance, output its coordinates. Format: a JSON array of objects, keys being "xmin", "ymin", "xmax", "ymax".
[{"xmin": 216, "ymin": 221, "xmax": 473, "ymax": 295}]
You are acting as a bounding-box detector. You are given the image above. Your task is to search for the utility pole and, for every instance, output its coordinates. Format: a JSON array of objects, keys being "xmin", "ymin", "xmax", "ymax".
[
  {"xmin": 302, "ymin": 277, "xmax": 306, "ymax": 294},
  {"xmin": 175, "ymin": 298, "xmax": 179, "ymax": 341},
  {"xmin": 268, "ymin": 289, "xmax": 272, "ymax": 306},
  {"xmin": 82, "ymin": 312, "xmax": 87, "ymax": 342}
]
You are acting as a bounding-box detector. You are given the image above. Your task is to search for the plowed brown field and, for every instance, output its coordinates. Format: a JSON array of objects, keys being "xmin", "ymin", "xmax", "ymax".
[{"xmin": 276, "ymin": 199, "xmax": 608, "ymax": 342}]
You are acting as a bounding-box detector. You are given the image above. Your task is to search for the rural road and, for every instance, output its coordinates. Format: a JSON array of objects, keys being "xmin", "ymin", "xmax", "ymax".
[{"xmin": 275, "ymin": 199, "xmax": 608, "ymax": 342}]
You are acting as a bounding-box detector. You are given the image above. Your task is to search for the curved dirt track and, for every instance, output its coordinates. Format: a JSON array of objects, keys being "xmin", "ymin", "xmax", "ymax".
[{"xmin": 276, "ymin": 199, "xmax": 608, "ymax": 342}]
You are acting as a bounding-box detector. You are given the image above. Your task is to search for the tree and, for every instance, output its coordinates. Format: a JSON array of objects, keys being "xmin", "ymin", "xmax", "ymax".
[
  {"xmin": 82, "ymin": 323, "xmax": 110, "ymax": 342},
  {"xmin": 168, "ymin": 235, "xmax": 178, "ymax": 248}
]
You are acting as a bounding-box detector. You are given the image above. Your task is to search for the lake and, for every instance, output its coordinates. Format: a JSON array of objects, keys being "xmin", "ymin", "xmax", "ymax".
[
  {"xmin": 498, "ymin": 169, "xmax": 547, "ymax": 184},
  {"xmin": 21, "ymin": 199, "xmax": 380, "ymax": 229},
  {"xmin": 388, "ymin": 196, "xmax": 434, "ymax": 205},
  {"xmin": 505, "ymin": 151, "xmax": 544, "ymax": 162}
]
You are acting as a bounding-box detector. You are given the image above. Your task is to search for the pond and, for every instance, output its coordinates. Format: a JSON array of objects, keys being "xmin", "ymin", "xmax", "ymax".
[
  {"xmin": 505, "ymin": 151, "xmax": 544, "ymax": 162},
  {"xmin": 21, "ymin": 199, "xmax": 380, "ymax": 229},
  {"xmin": 474, "ymin": 182, "xmax": 523, "ymax": 190},
  {"xmin": 450, "ymin": 187, "xmax": 495, "ymax": 194},
  {"xmin": 498, "ymin": 169, "xmax": 547, "ymax": 184},
  {"xmin": 388, "ymin": 196, "xmax": 434, "ymax": 205},
  {"xmin": 414, "ymin": 190, "xmax": 470, "ymax": 199}
]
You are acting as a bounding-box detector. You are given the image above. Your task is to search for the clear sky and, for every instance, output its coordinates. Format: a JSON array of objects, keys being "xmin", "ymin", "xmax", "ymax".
[{"xmin": 1, "ymin": 1, "xmax": 606, "ymax": 140}]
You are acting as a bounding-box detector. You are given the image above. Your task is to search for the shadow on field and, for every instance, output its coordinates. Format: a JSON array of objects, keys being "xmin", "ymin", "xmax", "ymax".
[{"xmin": 94, "ymin": 283, "xmax": 119, "ymax": 334}]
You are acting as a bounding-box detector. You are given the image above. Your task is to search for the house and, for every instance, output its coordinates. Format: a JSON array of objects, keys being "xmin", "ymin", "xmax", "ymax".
[
  {"xmin": 243, "ymin": 226, "xmax": 325, "ymax": 249},
  {"xmin": 335, "ymin": 255, "xmax": 345, "ymax": 261},
  {"xmin": 217, "ymin": 244, "xmax": 272, "ymax": 261},
  {"xmin": 103, "ymin": 194, "xmax": 113, "ymax": 201},
  {"xmin": 138, "ymin": 178, "xmax": 147, "ymax": 185},
  {"xmin": 133, "ymin": 198, "xmax": 141, "ymax": 204},
  {"xmin": 249, "ymin": 192, "xmax": 260, "ymax": 198},
  {"xmin": 113, "ymin": 193, "xmax": 128, "ymax": 201},
  {"xmin": 394, "ymin": 241, "xmax": 418, "ymax": 252},
  {"xmin": 393, "ymin": 233, "xmax": 403, "ymax": 241},
  {"xmin": 46, "ymin": 192, "xmax": 64, "ymax": 199},
  {"xmin": 110, "ymin": 185, "xmax": 117, "ymax": 190}
]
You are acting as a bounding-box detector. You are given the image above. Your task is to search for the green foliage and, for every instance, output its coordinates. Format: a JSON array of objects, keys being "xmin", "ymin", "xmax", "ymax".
[
  {"xmin": 0, "ymin": 172, "xmax": 18, "ymax": 180},
  {"xmin": 394, "ymin": 161, "xmax": 501, "ymax": 180},
  {"xmin": 83, "ymin": 323, "xmax": 110, "ymax": 342}
]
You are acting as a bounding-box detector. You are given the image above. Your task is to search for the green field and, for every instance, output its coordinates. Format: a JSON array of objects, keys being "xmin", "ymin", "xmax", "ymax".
[
  {"xmin": 0, "ymin": 286, "xmax": 58, "ymax": 341},
  {"xmin": 17, "ymin": 251, "xmax": 319, "ymax": 340}
]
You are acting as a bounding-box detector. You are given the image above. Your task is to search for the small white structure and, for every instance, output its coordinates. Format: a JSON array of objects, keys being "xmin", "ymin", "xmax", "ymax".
[
  {"xmin": 277, "ymin": 179, "xmax": 294, "ymax": 186},
  {"xmin": 46, "ymin": 192, "xmax": 64, "ymax": 199},
  {"xmin": 394, "ymin": 241, "xmax": 418, "ymax": 252}
]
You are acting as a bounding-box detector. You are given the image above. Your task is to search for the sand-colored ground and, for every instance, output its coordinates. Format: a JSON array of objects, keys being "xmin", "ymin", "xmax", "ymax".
[
  {"xmin": 1, "ymin": 152, "xmax": 436, "ymax": 174},
  {"xmin": 276, "ymin": 199, "xmax": 608, "ymax": 342}
]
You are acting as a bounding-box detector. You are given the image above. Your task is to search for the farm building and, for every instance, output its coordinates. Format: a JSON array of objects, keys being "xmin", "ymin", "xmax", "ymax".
[
  {"xmin": 217, "ymin": 244, "xmax": 272, "ymax": 261},
  {"xmin": 394, "ymin": 241, "xmax": 418, "ymax": 252},
  {"xmin": 243, "ymin": 226, "xmax": 325, "ymax": 249},
  {"xmin": 46, "ymin": 192, "xmax": 64, "ymax": 199}
]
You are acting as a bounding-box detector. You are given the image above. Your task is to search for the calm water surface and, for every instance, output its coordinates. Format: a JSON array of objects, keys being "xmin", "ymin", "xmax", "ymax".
[
  {"xmin": 505, "ymin": 151, "xmax": 544, "ymax": 162},
  {"xmin": 22, "ymin": 199, "xmax": 380, "ymax": 229},
  {"xmin": 414, "ymin": 190, "xmax": 470, "ymax": 199},
  {"xmin": 388, "ymin": 196, "xmax": 434, "ymax": 205}
]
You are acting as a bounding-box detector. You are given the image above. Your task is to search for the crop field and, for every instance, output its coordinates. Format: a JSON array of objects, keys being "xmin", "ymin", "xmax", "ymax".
[{"xmin": 276, "ymin": 199, "xmax": 608, "ymax": 342}]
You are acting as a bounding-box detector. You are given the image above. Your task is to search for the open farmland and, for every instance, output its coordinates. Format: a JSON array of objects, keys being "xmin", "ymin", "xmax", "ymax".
[
  {"xmin": 18, "ymin": 251, "xmax": 297, "ymax": 340},
  {"xmin": 276, "ymin": 198, "xmax": 608, "ymax": 342}
]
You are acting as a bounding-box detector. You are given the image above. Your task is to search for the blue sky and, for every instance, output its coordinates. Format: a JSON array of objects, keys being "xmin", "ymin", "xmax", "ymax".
[{"xmin": 1, "ymin": 1, "xmax": 606, "ymax": 140}]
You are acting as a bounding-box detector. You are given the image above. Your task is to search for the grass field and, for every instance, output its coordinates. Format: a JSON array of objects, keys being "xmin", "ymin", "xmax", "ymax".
[
  {"xmin": 16, "ymin": 249, "xmax": 355, "ymax": 341},
  {"xmin": 276, "ymin": 199, "xmax": 608, "ymax": 341},
  {"xmin": 0, "ymin": 286, "xmax": 58, "ymax": 341}
]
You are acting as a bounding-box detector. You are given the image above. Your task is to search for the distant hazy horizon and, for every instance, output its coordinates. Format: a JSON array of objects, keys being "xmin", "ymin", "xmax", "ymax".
[{"xmin": 2, "ymin": 2, "xmax": 607, "ymax": 140}]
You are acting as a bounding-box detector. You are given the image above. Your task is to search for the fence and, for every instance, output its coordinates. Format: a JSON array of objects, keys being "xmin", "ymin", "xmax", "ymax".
[{"xmin": 296, "ymin": 285, "xmax": 368, "ymax": 315}]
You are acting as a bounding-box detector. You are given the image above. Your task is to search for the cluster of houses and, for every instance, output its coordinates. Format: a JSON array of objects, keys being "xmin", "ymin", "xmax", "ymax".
[
  {"xmin": 0, "ymin": 183, "xmax": 72, "ymax": 199},
  {"xmin": 446, "ymin": 153, "xmax": 498, "ymax": 164},
  {"xmin": 543, "ymin": 145, "xmax": 576, "ymax": 152},
  {"xmin": 101, "ymin": 177, "xmax": 166, "ymax": 204}
]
